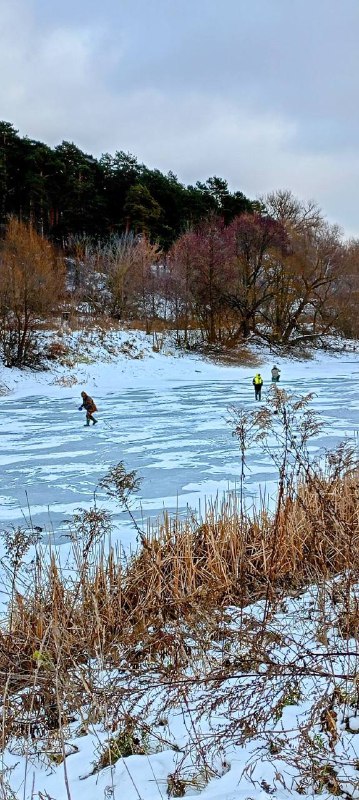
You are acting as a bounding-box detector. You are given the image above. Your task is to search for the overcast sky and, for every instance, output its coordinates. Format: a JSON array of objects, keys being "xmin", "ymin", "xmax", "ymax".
[{"xmin": 1, "ymin": 0, "xmax": 359, "ymax": 236}]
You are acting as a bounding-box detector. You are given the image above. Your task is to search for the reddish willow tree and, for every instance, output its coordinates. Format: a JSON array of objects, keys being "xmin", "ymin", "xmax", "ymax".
[
  {"xmin": 169, "ymin": 216, "xmax": 232, "ymax": 344},
  {"xmin": 169, "ymin": 210, "xmax": 344, "ymax": 346},
  {"xmin": 169, "ymin": 214, "xmax": 288, "ymax": 344}
]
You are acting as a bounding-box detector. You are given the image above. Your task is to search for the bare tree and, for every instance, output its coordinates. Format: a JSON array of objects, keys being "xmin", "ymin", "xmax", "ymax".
[
  {"xmin": 169, "ymin": 217, "xmax": 232, "ymax": 344},
  {"xmin": 223, "ymin": 213, "xmax": 289, "ymax": 339},
  {"xmin": 128, "ymin": 237, "xmax": 162, "ymax": 324},
  {"xmin": 0, "ymin": 218, "xmax": 65, "ymax": 366},
  {"xmin": 261, "ymin": 188, "xmax": 323, "ymax": 234},
  {"xmin": 266, "ymin": 222, "xmax": 343, "ymax": 345},
  {"xmin": 332, "ymin": 238, "xmax": 359, "ymax": 339}
]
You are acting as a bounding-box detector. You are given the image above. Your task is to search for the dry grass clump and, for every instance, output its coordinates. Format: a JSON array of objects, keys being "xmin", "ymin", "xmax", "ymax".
[
  {"xmin": 51, "ymin": 374, "xmax": 78, "ymax": 387},
  {"xmin": 2, "ymin": 464, "xmax": 359, "ymax": 690},
  {"xmin": 206, "ymin": 344, "xmax": 261, "ymax": 367},
  {"xmin": 93, "ymin": 723, "xmax": 149, "ymax": 772},
  {"xmin": 123, "ymin": 470, "xmax": 359, "ymax": 612},
  {"xmin": 283, "ymin": 473, "xmax": 359, "ymax": 574}
]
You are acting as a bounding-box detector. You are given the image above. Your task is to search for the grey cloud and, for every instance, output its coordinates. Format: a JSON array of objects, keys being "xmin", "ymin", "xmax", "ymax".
[{"xmin": 1, "ymin": 0, "xmax": 359, "ymax": 236}]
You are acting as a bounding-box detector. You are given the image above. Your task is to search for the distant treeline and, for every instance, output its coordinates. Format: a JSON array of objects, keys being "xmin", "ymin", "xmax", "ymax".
[
  {"xmin": 0, "ymin": 120, "xmax": 255, "ymax": 248},
  {"xmin": 2, "ymin": 120, "xmax": 359, "ymax": 369}
]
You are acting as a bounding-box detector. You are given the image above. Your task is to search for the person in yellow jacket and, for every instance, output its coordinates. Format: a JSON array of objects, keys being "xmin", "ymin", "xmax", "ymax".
[{"xmin": 253, "ymin": 373, "xmax": 263, "ymax": 401}]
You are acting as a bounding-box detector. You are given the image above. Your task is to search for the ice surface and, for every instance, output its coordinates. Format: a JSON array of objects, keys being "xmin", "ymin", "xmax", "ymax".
[{"xmin": 1, "ymin": 345, "xmax": 359, "ymax": 551}]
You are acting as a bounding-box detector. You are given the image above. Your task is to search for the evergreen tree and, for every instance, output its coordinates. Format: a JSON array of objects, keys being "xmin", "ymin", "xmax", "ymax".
[
  {"xmin": 0, "ymin": 122, "xmax": 23, "ymax": 229},
  {"xmin": 0, "ymin": 119, "xmax": 254, "ymax": 243},
  {"xmin": 123, "ymin": 183, "xmax": 161, "ymax": 234}
]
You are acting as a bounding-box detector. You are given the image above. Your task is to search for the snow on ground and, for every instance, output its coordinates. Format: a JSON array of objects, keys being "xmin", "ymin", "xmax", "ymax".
[
  {"xmin": 2, "ymin": 329, "xmax": 359, "ymax": 799},
  {"xmin": 3, "ymin": 581, "xmax": 359, "ymax": 800},
  {"xmin": 0, "ymin": 329, "xmax": 359, "ymax": 551}
]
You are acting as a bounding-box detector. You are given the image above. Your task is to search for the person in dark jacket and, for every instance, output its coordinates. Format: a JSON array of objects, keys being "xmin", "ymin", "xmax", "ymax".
[
  {"xmin": 79, "ymin": 391, "xmax": 98, "ymax": 425},
  {"xmin": 253, "ymin": 373, "xmax": 263, "ymax": 400},
  {"xmin": 271, "ymin": 365, "xmax": 280, "ymax": 382}
]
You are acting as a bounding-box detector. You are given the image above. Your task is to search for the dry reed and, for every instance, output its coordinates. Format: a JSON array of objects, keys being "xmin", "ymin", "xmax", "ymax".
[{"xmin": 2, "ymin": 466, "xmax": 359, "ymax": 687}]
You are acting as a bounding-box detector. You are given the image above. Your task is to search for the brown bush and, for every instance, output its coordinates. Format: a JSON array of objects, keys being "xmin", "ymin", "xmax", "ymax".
[{"xmin": 45, "ymin": 342, "xmax": 71, "ymax": 361}]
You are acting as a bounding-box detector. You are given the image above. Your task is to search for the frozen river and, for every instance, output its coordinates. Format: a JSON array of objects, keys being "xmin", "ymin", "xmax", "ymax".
[{"xmin": 1, "ymin": 367, "xmax": 359, "ymax": 547}]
